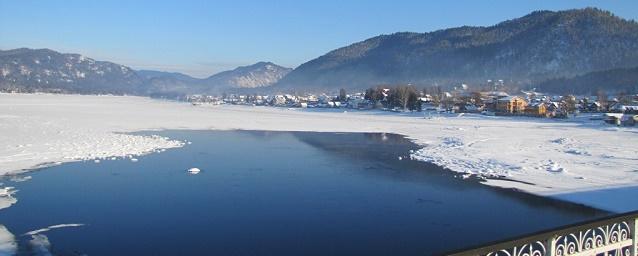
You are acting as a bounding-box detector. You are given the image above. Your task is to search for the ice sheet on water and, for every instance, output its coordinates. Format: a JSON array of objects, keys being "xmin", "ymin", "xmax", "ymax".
[{"xmin": 0, "ymin": 225, "xmax": 17, "ymax": 256}]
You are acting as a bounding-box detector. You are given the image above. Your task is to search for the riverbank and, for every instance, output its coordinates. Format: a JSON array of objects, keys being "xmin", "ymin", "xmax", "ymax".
[{"xmin": 1, "ymin": 93, "xmax": 637, "ymax": 212}]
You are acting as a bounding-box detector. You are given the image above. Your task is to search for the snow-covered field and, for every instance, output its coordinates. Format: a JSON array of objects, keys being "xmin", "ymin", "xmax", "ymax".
[{"xmin": 1, "ymin": 93, "xmax": 637, "ymax": 212}]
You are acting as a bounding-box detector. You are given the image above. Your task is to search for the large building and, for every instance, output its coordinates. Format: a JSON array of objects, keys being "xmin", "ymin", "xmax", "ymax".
[{"xmin": 496, "ymin": 96, "xmax": 527, "ymax": 114}]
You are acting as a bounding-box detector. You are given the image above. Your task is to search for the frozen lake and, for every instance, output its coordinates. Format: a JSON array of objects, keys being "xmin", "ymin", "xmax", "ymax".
[{"xmin": 0, "ymin": 130, "xmax": 607, "ymax": 255}]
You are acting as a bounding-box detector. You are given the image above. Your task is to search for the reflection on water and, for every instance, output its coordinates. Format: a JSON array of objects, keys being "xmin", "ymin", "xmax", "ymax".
[
  {"xmin": 294, "ymin": 131, "xmax": 606, "ymax": 216},
  {"xmin": 0, "ymin": 130, "xmax": 608, "ymax": 256}
]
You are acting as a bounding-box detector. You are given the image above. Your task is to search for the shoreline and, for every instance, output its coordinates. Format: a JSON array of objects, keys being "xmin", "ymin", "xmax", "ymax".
[
  {"xmin": 1, "ymin": 93, "xmax": 637, "ymax": 212},
  {"xmin": 0, "ymin": 129, "xmax": 611, "ymax": 256}
]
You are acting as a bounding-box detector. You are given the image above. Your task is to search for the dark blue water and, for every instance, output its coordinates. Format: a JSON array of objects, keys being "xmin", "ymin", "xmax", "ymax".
[{"xmin": 0, "ymin": 131, "xmax": 606, "ymax": 255}]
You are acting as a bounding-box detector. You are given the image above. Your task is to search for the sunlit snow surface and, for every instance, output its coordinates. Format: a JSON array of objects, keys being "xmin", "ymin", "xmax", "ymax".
[{"xmin": 0, "ymin": 93, "xmax": 637, "ymax": 212}]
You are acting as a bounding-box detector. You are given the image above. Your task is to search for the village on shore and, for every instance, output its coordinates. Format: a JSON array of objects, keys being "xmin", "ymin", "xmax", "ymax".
[{"xmin": 186, "ymin": 80, "xmax": 638, "ymax": 127}]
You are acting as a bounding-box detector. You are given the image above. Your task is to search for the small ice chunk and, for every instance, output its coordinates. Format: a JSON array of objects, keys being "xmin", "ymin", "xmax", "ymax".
[
  {"xmin": 565, "ymin": 149, "xmax": 589, "ymax": 156},
  {"xmin": 187, "ymin": 168, "xmax": 201, "ymax": 174},
  {"xmin": 547, "ymin": 163, "xmax": 565, "ymax": 173},
  {"xmin": 130, "ymin": 158, "xmax": 138, "ymax": 162},
  {"xmin": 94, "ymin": 159, "xmax": 100, "ymax": 163}
]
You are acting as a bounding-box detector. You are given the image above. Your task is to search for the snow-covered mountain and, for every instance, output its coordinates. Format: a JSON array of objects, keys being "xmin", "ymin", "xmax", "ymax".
[
  {"xmin": 276, "ymin": 8, "xmax": 638, "ymax": 91},
  {"xmin": 0, "ymin": 48, "xmax": 291, "ymax": 95},
  {"xmin": 204, "ymin": 62, "xmax": 292, "ymax": 89},
  {"xmin": 139, "ymin": 62, "xmax": 292, "ymax": 95},
  {"xmin": 5, "ymin": 8, "xmax": 637, "ymax": 95},
  {"xmin": 0, "ymin": 48, "xmax": 146, "ymax": 94}
]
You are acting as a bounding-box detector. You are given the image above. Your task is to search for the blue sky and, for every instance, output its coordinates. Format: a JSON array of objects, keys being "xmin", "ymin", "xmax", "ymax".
[{"xmin": 1, "ymin": 0, "xmax": 637, "ymax": 78}]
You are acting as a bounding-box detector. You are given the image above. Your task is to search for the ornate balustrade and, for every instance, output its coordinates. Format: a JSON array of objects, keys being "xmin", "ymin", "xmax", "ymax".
[{"xmin": 447, "ymin": 210, "xmax": 638, "ymax": 256}]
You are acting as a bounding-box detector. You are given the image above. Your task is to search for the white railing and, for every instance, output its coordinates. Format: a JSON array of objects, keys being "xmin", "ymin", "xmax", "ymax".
[{"xmin": 448, "ymin": 211, "xmax": 638, "ymax": 256}]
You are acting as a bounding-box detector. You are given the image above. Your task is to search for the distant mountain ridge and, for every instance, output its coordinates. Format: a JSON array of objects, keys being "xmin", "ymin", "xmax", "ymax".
[
  {"xmin": 136, "ymin": 70, "xmax": 200, "ymax": 83},
  {"xmin": 3, "ymin": 8, "xmax": 638, "ymax": 95},
  {"xmin": 205, "ymin": 62, "xmax": 292, "ymax": 89},
  {"xmin": 275, "ymin": 8, "xmax": 638, "ymax": 91},
  {"xmin": 0, "ymin": 48, "xmax": 290, "ymax": 95},
  {"xmin": 0, "ymin": 48, "xmax": 146, "ymax": 94}
]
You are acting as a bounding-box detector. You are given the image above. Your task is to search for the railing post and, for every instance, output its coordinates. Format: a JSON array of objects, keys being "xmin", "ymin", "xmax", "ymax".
[
  {"xmin": 633, "ymin": 218, "xmax": 638, "ymax": 256},
  {"xmin": 547, "ymin": 234, "xmax": 556, "ymax": 256}
]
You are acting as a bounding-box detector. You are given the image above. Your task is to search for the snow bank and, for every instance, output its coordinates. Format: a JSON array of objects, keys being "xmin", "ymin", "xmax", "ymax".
[
  {"xmin": 0, "ymin": 95, "xmax": 184, "ymax": 175},
  {"xmin": 1, "ymin": 93, "xmax": 637, "ymax": 212}
]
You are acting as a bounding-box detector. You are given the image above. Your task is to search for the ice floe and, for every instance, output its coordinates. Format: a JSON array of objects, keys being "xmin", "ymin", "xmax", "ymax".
[
  {"xmin": 187, "ymin": 167, "xmax": 201, "ymax": 174},
  {"xmin": 0, "ymin": 187, "xmax": 18, "ymax": 210}
]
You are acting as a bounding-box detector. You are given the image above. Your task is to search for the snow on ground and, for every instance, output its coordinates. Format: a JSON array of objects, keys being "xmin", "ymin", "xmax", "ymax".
[{"xmin": 1, "ymin": 93, "xmax": 637, "ymax": 212}]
